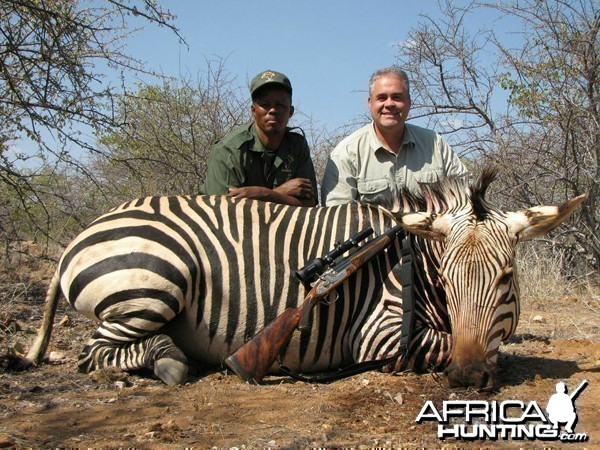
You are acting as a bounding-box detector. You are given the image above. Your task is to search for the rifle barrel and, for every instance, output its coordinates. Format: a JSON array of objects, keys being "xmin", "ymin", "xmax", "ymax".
[{"xmin": 569, "ymin": 379, "xmax": 588, "ymax": 400}]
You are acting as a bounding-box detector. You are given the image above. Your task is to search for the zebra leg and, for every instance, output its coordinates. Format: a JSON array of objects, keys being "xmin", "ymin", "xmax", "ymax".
[{"xmin": 78, "ymin": 322, "xmax": 189, "ymax": 386}]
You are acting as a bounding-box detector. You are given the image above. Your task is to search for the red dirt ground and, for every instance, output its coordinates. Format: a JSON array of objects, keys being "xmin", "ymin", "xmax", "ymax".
[{"xmin": 0, "ymin": 256, "xmax": 598, "ymax": 449}]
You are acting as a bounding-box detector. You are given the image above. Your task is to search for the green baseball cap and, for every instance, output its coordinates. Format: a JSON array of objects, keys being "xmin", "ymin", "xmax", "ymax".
[{"xmin": 250, "ymin": 70, "xmax": 292, "ymax": 98}]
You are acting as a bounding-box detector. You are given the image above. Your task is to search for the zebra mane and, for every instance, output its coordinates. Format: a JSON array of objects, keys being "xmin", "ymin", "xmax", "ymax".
[
  {"xmin": 470, "ymin": 167, "xmax": 498, "ymax": 220},
  {"xmin": 392, "ymin": 167, "xmax": 499, "ymax": 220}
]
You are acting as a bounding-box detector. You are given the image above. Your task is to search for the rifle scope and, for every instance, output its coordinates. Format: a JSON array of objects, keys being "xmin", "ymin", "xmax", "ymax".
[{"xmin": 295, "ymin": 226, "xmax": 374, "ymax": 285}]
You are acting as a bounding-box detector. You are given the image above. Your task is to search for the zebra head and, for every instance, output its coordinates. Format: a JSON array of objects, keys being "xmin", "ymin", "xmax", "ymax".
[{"xmin": 392, "ymin": 168, "xmax": 586, "ymax": 389}]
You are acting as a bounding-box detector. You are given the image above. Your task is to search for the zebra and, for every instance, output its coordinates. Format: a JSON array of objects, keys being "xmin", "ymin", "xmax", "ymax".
[{"xmin": 25, "ymin": 168, "xmax": 585, "ymax": 388}]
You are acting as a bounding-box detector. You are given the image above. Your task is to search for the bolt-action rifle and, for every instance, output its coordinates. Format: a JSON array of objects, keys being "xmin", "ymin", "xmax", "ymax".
[{"xmin": 224, "ymin": 225, "xmax": 403, "ymax": 384}]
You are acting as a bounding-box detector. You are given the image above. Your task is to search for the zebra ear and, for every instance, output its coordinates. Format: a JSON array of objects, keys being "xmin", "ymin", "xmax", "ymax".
[
  {"xmin": 396, "ymin": 212, "xmax": 450, "ymax": 241},
  {"xmin": 505, "ymin": 194, "xmax": 587, "ymax": 241}
]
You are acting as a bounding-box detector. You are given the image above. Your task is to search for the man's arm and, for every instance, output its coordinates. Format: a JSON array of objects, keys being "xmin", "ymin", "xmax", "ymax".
[
  {"xmin": 440, "ymin": 137, "xmax": 469, "ymax": 179},
  {"xmin": 274, "ymin": 178, "xmax": 316, "ymax": 206},
  {"xmin": 229, "ymin": 180, "xmax": 315, "ymax": 206},
  {"xmin": 203, "ymin": 143, "xmax": 244, "ymax": 195},
  {"xmin": 321, "ymin": 150, "xmax": 358, "ymax": 206}
]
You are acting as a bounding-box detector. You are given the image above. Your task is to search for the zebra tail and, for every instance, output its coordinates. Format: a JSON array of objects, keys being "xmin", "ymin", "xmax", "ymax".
[{"xmin": 25, "ymin": 270, "xmax": 61, "ymax": 365}]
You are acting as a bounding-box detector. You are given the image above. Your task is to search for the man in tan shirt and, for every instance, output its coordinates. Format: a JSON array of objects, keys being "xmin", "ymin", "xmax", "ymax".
[{"xmin": 321, "ymin": 67, "xmax": 468, "ymax": 207}]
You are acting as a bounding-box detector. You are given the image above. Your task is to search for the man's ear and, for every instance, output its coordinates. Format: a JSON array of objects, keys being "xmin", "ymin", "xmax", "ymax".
[
  {"xmin": 251, "ymin": 103, "xmax": 257, "ymax": 119},
  {"xmin": 289, "ymin": 105, "xmax": 295, "ymax": 117}
]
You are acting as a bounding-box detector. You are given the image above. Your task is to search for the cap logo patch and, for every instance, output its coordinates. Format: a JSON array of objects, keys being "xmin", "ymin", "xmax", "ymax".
[{"xmin": 261, "ymin": 71, "xmax": 277, "ymax": 82}]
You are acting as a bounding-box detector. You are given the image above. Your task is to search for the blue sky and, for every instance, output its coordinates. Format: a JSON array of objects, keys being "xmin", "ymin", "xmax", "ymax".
[
  {"xmin": 12, "ymin": 1, "xmax": 517, "ymax": 164},
  {"xmin": 125, "ymin": 1, "xmax": 451, "ymax": 131}
]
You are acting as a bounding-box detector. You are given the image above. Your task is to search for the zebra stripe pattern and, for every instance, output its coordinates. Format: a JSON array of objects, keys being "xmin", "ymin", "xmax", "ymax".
[
  {"xmin": 26, "ymin": 169, "xmax": 585, "ymax": 388},
  {"xmin": 57, "ymin": 197, "xmax": 417, "ymax": 383}
]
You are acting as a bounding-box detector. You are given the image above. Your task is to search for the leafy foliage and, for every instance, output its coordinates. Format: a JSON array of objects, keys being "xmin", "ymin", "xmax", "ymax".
[
  {"xmin": 0, "ymin": 0, "xmax": 181, "ymax": 249},
  {"xmin": 96, "ymin": 63, "xmax": 250, "ymax": 197}
]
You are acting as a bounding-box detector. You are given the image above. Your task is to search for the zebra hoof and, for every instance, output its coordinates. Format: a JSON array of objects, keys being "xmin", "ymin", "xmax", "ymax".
[{"xmin": 154, "ymin": 358, "xmax": 189, "ymax": 386}]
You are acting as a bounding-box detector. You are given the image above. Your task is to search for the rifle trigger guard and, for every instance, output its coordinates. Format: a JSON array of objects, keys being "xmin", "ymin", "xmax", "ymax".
[{"xmin": 320, "ymin": 291, "xmax": 339, "ymax": 306}]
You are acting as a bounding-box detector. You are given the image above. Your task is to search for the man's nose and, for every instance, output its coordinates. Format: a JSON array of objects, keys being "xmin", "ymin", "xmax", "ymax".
[{"xmin": 383, "ymin": 98, "xmax": 396, "ymax": 108}]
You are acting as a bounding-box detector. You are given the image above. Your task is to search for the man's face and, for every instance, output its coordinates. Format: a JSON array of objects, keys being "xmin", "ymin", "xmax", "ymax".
[
  {"xmin": 368, "ymin": 75, "xmax": 411, "ymax": 132},
  {"xmin": 251, "ymin": 87, "xmax": 294, "ymax": 136}
]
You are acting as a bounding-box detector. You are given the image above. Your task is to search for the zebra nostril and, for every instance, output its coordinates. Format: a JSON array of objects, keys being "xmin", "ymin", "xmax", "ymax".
[
  {"xmin": 442, "ymin": 364, "xmax": 463, "ymax": 388},
  {"xmin": 479, "ymin": 372, "xmax": 495, "ymax": 392},
  {"xmin": 443, "ymin": 361, "xmax": 496, "ymax": 390}
]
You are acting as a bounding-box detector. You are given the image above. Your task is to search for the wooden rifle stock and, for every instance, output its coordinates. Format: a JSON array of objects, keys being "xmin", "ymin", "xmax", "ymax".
[
  {"xmin": 224, "ymin": 298, "xmax": 307, "ymax": 384},
  {"xmin": 224, "ymin": 225, "xmax": 402, "ymax": 384}
]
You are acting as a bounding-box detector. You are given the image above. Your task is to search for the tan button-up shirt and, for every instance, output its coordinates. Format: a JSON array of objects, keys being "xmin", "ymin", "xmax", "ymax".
[{"xmin": 321, "ymin": 122, "xmax": 468, "ymax": 207}]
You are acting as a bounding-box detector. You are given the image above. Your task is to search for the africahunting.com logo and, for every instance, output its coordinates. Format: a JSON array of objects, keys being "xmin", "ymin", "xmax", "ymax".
[{"xmin": 416, "ymin": 380, "xmax": 589, "ymax": 442}]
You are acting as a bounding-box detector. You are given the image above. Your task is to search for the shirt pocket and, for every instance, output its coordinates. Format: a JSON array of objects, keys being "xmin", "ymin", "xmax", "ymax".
[
  {"xmin": 357, "ymin": 178, "xmax": 393, "ymax": 205},
  {"xmin": 413, "ymin": 169, "xmax": 443, "ymax": 185}
]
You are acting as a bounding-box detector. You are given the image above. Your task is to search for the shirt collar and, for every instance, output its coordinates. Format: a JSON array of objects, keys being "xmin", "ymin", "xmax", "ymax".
[
  {"xmin": 369, "ymin": 121, "xmax": 416, "ymax": 155},
  {"xmin": 250, "ymin": 123, "xmax": 290, "ymax": 167},
  {"xmin": 250, "ymin": 123, "xmax": 266, "ymax": 153}
]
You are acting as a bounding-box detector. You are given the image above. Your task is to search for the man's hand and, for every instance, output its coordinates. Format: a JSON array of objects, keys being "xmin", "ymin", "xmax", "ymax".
[
  {"xmin": 228, "ymin": 186, "xmax": 270, "ymax": 200},
  {"xmin": 274, "ymin": 178, "xmax": 314, "ymax": 200}
]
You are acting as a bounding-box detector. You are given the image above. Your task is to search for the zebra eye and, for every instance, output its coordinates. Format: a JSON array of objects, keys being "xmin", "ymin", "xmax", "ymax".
[{"xmin": 498, "ymin": 267, "xmax": 514, "ymax": 284}]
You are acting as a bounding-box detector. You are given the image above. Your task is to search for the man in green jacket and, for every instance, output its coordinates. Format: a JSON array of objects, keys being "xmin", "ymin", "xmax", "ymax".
[{"xmin": 202, "ymin": 70, "xmax": 317, "ymax": 206}]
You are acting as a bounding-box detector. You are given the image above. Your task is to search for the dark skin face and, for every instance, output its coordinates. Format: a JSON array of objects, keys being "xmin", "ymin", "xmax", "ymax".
[{"xmin": 251, "ymin": 86, "xmax": 294, "ymax": 149}]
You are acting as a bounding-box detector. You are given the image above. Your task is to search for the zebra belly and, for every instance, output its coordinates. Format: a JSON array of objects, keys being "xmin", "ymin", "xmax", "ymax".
[
  {"xmin": 162, "ymin": 308, "xmax": 243, "ymax": 365},
  {"xmin": 164, "ymin": 296, "xmax": 355, "ymax": 372}
]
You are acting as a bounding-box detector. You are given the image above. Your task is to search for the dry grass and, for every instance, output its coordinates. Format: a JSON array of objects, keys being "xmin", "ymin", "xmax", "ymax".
[
  {"xmin": 0, "ymin": 242, "xmax": 56, "ymax": 361},
  {"xmin": 517, "ymin": 242, "xmax": 597, "ymax": 298},
  {"xmin": 516, "ymin": 242, "xmax": 600, "ymax": 342}
]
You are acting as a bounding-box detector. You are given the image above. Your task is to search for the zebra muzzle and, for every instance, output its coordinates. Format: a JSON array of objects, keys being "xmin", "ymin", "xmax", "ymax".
[{"xmin": 443, "ymin": 360, "xmax": 496, "ymax": 391}]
